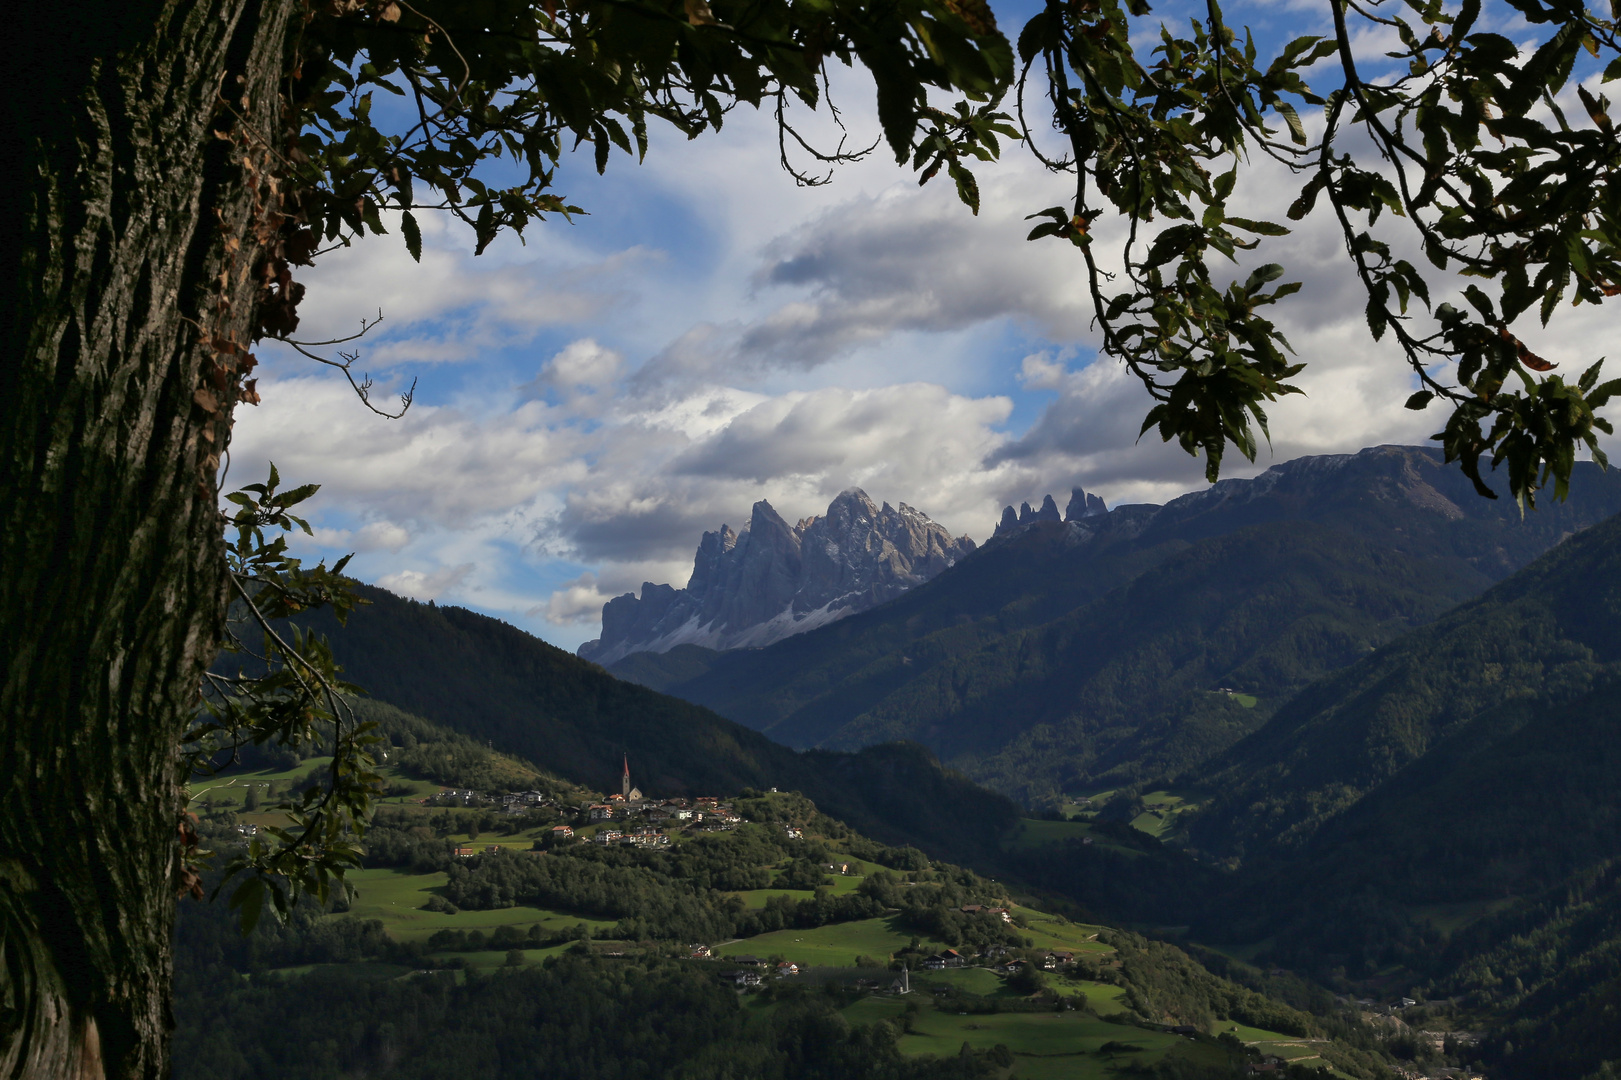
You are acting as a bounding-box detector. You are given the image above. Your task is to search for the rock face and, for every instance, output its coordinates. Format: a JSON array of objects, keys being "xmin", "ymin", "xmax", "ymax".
[
  {"xmin": 578, "ymin": 490, "xmax": 975, "ymax": 665},
  {"xmin": 993, "ymin": 486, "xmax": 1106, "ymax": 538}
]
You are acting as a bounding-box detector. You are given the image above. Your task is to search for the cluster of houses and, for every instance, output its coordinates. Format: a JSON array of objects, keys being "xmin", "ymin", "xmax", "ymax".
[
  {"xmin": 917, "ymin": 943, "xmax": 1075, "ymax": 974},
  {"xmin": 695, "ymin": 937, "xmax": 1080, "ymax": 994},
  {"xmin": 430, "ymin": 787, "xmax": 569, "ymax": 811},
  {"xmin": 429, "ymin": 788, "xmax": 511, "ymax": 808},
  {"xmin": 586, "ymin": 793, "xmax": 744, "ymax": 829},
  {"xmin": 585, "ymin": 827, "xmax": 671, "ymax": 848}
]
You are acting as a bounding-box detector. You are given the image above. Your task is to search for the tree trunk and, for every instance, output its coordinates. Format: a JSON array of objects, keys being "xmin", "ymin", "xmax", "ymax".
[{"xmin": 0, "ymin": 2, "xmax": 292, "ymax": 1076}]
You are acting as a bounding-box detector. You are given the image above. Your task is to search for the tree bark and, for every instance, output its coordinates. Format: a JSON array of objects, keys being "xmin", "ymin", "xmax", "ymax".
[{"xmin": 0, "ymin": 2, "xmax": 292, "ymax": 1076}]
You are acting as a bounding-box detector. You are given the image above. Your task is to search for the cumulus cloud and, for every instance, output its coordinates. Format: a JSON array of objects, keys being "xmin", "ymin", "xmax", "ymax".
[
  {"xmin": 540, "ymin": 339, "xmax": 625, "ymax": 389},
  {"xmin": 354, "ymin": 521, "xmax": 412, "ymax": 553},
  {"xmin": 377, "ymin": 563, "xmax": 476, "ymax": 601},
  {"xmin": 635, "ymin": 171, "xmax": 1100, "ymax": 386},
  {"xmin": 229, "ymin": 61, "xmax": 1621, "ymax": 655},
  {"xmin": 537, "ymin": 572, "xmax": 618, "ymax": 625},
  {"xmin": 228, "ymin": 375, "xmax": 580, "ymax": 525}
]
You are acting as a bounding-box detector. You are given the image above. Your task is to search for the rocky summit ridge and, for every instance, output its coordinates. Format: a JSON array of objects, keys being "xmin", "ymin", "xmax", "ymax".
[
  {"xmin": 578, "ymin": 490, "xmax": 975, "ymax": 665},
  {"xmin": 992, "ymin": 487, "xmax": 1107, "ymax": 537}
]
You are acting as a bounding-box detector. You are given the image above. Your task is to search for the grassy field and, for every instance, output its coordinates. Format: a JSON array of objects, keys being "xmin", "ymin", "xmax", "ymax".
[
  {"xmin": 1013, "ymin": 907, "xmax": 1113, "ymax": 954},
  {"xmin": 343, "ymin": 867, "xmax": 615, "ymax": 944},
  {"xmin": 305, "ymin": 859, "xmax": 1307, "ymax": 1078},
  {"xmin": 1130, "ymin": 791, "xmax": 1209, "ymax": 840},
  {"xmin": 715, "ymin": 917, "xmax": 946, "ymax": 966},
  {"xmin": 189, "ymin": 757, "xmax": 337, "ymax": 806},
  {"xmin": 1008, "ymin": 818, "xmax": 1151, "ymax": 858},
  {"xmin": 838, "ymin": 995, "xmax": 1225, "ymax": 1080}
]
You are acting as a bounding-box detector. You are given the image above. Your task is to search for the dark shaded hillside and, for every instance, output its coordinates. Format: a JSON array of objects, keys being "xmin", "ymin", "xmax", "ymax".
[
  {"xmin": 1428, "ymin": 859, "xmax": 1621, "ymax": 1080},
  {"xmin": 617, "ymin": 447, "xmax": 1621, "ymax": 802},
  {"xmin": 1189, "ymin": 509, "xmax": 1621, "ymax": 860},
  {"xmin": 279, "ymin": 584, "xmax": 1021, "ymax": 862},
  {"xmin": 1131, "ymin": 512, "xmax": 1621, "ymax": 1079},
  {"xmin": 818, "ymin": 522, "xmax": 1483, "ymax": 799}
]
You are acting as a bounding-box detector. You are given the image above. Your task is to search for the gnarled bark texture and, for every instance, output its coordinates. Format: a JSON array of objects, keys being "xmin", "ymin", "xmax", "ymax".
[{"xmin": 1, "ymin": 2, "xmax": 291, "ymax": 1076}]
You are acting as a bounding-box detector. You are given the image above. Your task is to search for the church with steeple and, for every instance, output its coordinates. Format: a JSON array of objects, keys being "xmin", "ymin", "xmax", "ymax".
[{"xmin": 621, "ymin": 755, "xmax": 643, "ymax": 804}]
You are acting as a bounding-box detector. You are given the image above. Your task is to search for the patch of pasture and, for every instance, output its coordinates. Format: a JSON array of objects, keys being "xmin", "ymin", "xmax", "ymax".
[
  {"xmin": 339, "ymin": 867, "xmax": 615, "ymax": 943},
  {"xmin": 1003, "ymin": 819, "xmax": 1095, "ymax": 851},
  {"xmin": 839, "ymin": 995, "xmax": 1218, "ymax": 1080},
  {"xmin": 730, "ymin": 887, "xmax": 820, "ymax": 910},
  {"xmin": 717, "ymin": 917, "xmax": 944, "ymax": 967},
  {"xmin": 1013, "ymin": 908, "xmax": 1114, "ymax": 954}
]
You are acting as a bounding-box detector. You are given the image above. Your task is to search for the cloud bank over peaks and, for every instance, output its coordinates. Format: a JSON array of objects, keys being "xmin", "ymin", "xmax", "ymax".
[{"xmin": 227, "ymin": 95, "xmax": 1546, "ymax": 654}]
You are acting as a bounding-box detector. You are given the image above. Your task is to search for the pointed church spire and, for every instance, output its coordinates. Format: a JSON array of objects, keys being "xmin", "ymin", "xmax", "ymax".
[{"xmin": 622, "ymin": 755, "xmax": 631, "ymax": 801}]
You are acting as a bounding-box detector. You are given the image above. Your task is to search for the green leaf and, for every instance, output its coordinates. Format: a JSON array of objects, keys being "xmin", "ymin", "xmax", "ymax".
[
  {"xmin": 1276, "ymin": 102, "xmax": 1307, "ymax": 146},
  {"xmin": 230, "ymin": 877, "xmax": 266, "ymax": 934},
  {"xmin": 1405, "ymin": 390, "xmax": 1435, "ymax": 410},
  {"xmin": 1226, "ymin": 217, "xmax": 1290, "ymax": 237},
  {"xmin": 1016, "ymin": 11, "xmax": 1050, "ymax": 65},
  {"xmin": 400, "ymin": 210, "xmax": 422, "ymax": 263},
  {"xmin": 1242, "ymin": 264, "xmax": 1286, "ymax": 292},
  {"xmin": 1367, "ymin": 298, "xmax": 1388, "ymax": 341}
]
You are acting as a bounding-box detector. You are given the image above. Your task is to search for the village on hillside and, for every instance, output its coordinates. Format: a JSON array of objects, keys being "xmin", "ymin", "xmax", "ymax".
[
  {"xmin": 185, "ymin": 746, "xmax": 1462, "ymax": 1079},
  {"xmin": 428, "ymin": 757, "xmax": 750, "ymax": 855}
]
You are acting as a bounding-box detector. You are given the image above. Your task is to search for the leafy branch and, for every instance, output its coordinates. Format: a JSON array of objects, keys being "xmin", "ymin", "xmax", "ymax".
[
  {"xmin": 1018, "ymin": 0, "xmax": 1621, "ymax": 505},
  {"xmin": 188, "ymin": 465, "xmax": 382, "ymax": 930}
]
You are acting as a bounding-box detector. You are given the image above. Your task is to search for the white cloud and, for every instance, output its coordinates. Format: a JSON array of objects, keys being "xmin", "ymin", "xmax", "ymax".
[
  {"xmin": 229, "ymin": 53, "xmax": 1621, "ymax": 654},
  {"xmin": 354, "ymin": 521, "xmax": 412, "ymax": 553},
  {"xmin": 377, "ymin": 563, "xmax": 475, "ymax": 600},
  {"xmin": 538, "ymin": 572, "xmax": 617, "ymax": 625},
  {"xmin": 541, "ymin": 339, "xmax": 624, "ymax": 389}
]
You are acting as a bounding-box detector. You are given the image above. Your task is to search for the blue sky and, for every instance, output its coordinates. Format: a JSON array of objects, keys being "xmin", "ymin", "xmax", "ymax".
[{"xmin": 228, "ymin": 0, "xmax": 1612, "ymax": 653}]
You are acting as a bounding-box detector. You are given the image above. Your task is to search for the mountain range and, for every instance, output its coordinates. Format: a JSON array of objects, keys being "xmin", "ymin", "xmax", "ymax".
[
  {"xmin": 578, "ymin": 489, "xmax": 975, "ymax": 665},
  {"xmin": 266, "ymin": 444, "xmax": 1621, "ymax": 1079},
  {"xmin": 268, "ymin": 583, "xmax": 1020, "ymax": 864},
  {"xmin": 605, "ymin": 445, "xmax": 1621, "ymax": 802}
]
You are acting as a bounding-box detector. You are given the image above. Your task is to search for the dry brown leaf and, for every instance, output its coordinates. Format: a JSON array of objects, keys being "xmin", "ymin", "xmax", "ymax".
[{"xmin": 685, "ymin": 0, "xmax": 721, "ymax": 26}]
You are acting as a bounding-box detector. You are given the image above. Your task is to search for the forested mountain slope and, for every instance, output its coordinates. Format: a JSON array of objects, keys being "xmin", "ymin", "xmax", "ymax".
[
  {"xmin": 274, "ymin": 584, "xmax": 1021, "ymax": 862},
  {"xmin": 613, "ymin": 447, "xmax": 1621, "ymax": 802},
  {"xmin": 1188, "ymin": 507, "xmax": 1621, "ymax": 861},
  {"xmin": 1138, "ymin": 511, "xmax": 1621, "ymax": 1080}
]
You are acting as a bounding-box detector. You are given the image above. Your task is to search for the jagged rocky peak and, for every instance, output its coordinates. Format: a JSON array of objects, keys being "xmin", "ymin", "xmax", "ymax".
[
  {"xmin": 1067, "ymin": 487, "xmax": 1107, "ymax": 520},
  {"xmin": 994, "ymin": 486, "xmax": 1107, "ymax": 537},
  {"xmin": 578, "ymin": 489, "xmax": 975, "ymax": 665}
]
